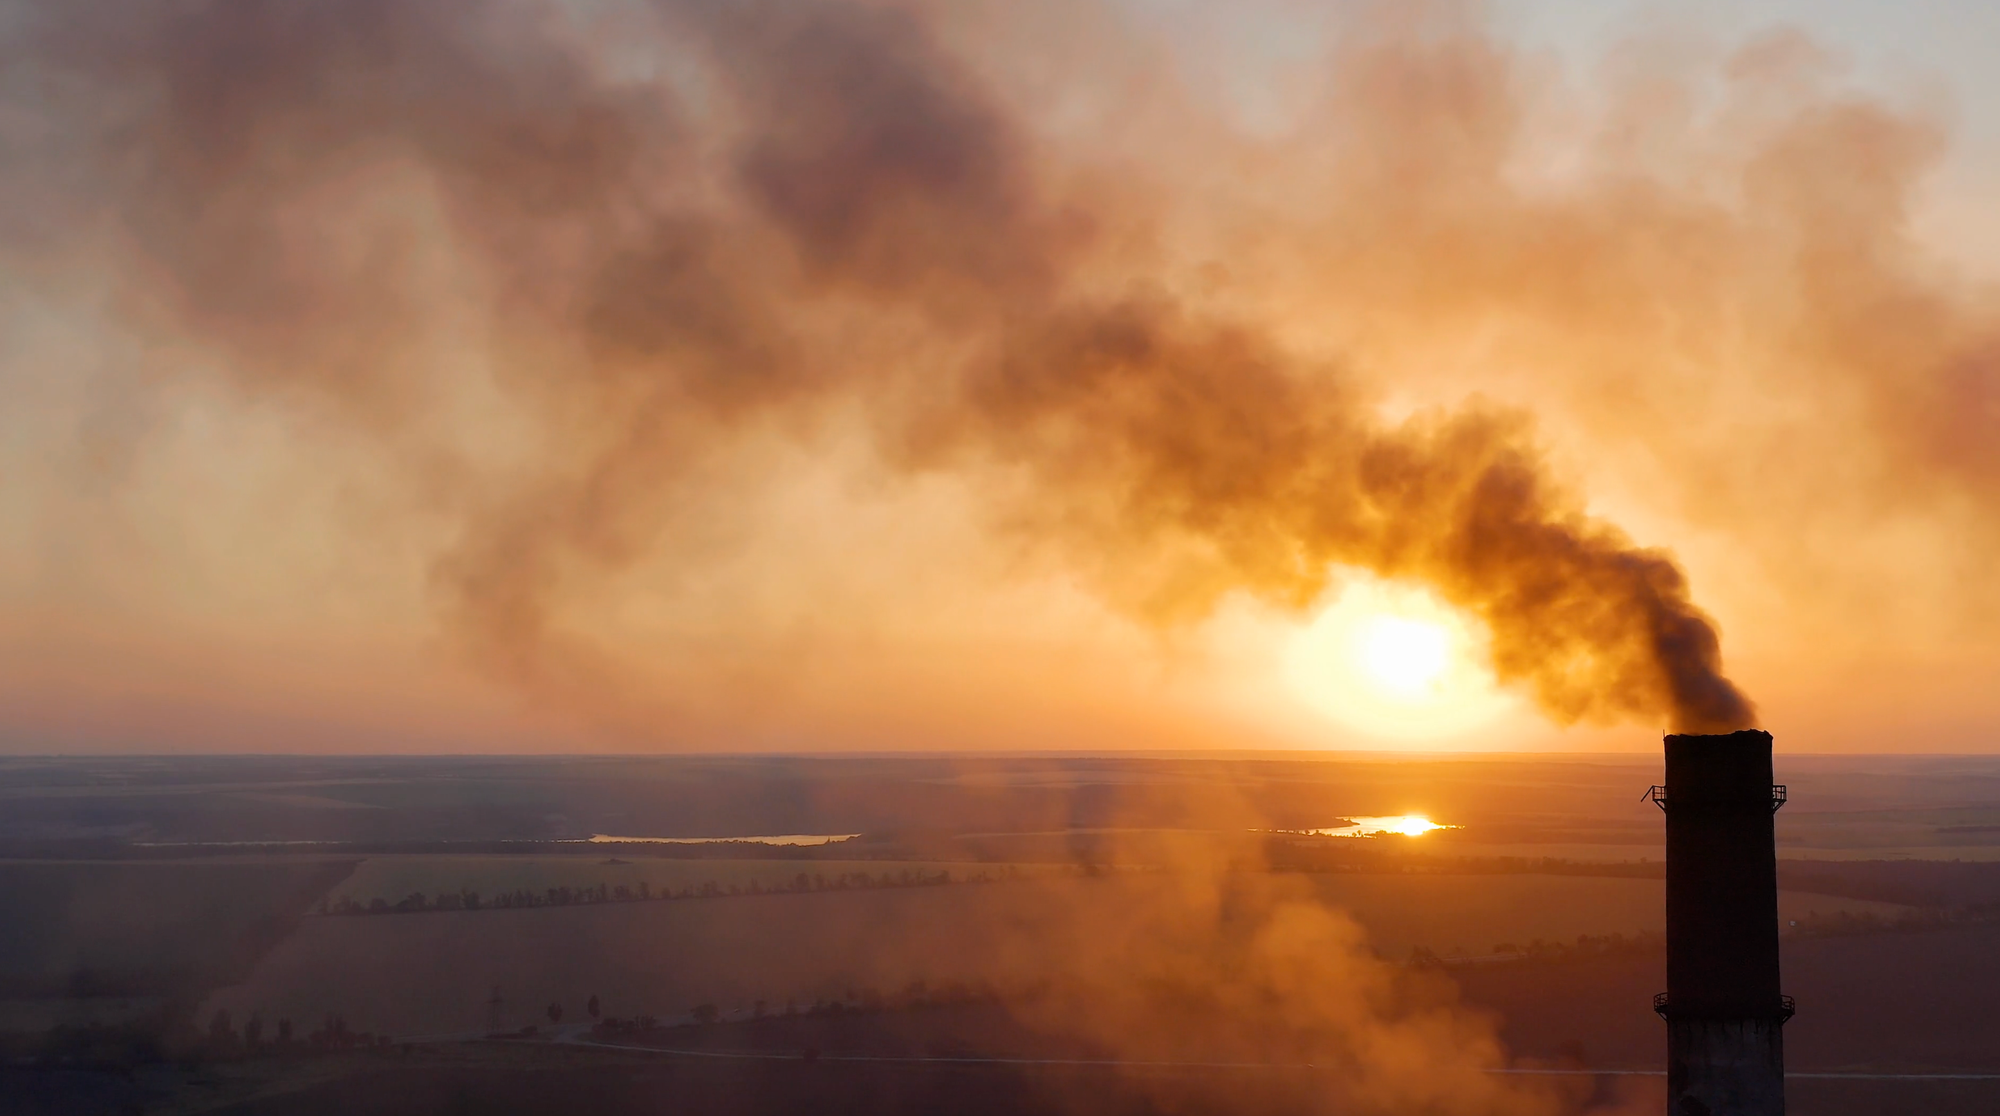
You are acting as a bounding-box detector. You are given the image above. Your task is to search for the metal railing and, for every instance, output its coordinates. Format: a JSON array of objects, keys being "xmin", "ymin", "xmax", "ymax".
[
  {"xmin": 1652, "ymin": 993, "xmax": 1796, "ymax": 1021},
  {"xmin": 1641, "ymin": 785, "xmax": 1787, "ymax": 812}
]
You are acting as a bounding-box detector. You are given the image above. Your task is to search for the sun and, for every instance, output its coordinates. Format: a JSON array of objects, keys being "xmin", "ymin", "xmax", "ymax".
[
  {"xmin": 1299, "ymin": 814, "xmax": 1449, "ymax": 837},
  {"xmin": 1357, "ymin": 615, "xmax": 1450, "ymax": 696},
  {"xmin": 1281, "ymin": 579, "xmax": 1514, "ymax": 741}
]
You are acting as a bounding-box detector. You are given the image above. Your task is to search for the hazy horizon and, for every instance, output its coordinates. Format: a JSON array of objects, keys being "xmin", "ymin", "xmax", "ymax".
[{"xmin": 8, "ymin": 8, "xmax": 2000, "ymax": 1115}]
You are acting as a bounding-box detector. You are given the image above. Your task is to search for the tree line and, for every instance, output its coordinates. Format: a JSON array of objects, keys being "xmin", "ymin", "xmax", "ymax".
[{"xmin": 317, "ymin": 865, "xmax": 1041, "ymax": 917}]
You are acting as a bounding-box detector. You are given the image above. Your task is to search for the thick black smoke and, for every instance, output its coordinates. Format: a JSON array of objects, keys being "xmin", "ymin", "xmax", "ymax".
[{"xmin": 1, "ymin": 0, "xmax": 1758, "ymax": 731}]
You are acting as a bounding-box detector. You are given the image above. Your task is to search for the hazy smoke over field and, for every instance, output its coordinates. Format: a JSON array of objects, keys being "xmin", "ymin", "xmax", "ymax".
[
  {"xmin": 196, "ymin": 795, "xmax": 1635, "ymax": 1115},
  {"xmin": 0, "ymin": 0, "xmax": 1854, "ymax": 734}
]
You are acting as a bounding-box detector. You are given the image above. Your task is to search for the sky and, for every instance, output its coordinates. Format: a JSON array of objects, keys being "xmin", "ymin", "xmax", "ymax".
[{"xmin": 1, "ymin": 0, "xmax": 1997, "ymax": 754}]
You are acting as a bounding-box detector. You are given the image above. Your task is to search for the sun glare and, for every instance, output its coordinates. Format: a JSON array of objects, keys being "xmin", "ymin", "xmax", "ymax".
[
  {"xmin": 1282, "ymin": 579, "xmax": 1514, "ymax": 741},
  {"xmin": 1358, "ymin": 616, "xmax": 1450, "ymax": 696},
  {"xmin": 1297, "ymin": 815, "xmax": 1451, "ymax": 837}
]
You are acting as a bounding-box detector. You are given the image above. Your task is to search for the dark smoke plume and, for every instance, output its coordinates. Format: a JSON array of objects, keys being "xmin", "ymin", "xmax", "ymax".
[{"xmin": 1, "ymin": 0, "xmax": 1758, "ymax": 732}]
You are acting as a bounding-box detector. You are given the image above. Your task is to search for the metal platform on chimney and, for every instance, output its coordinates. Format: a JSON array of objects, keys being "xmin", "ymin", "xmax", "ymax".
[{"xmin": 1643, "ymin": 784, "xmax": 1786, "ymax": 811}]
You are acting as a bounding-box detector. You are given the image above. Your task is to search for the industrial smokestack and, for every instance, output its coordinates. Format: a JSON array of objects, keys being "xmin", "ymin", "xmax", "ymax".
[{"xmin": 1650, "ymin": 729, "xmax": 1791, "ymax": 1115}]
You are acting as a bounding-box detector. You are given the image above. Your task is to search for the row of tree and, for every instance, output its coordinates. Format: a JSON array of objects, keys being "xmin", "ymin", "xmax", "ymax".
[
  {"xmin": 503, "ymin": 978, "xmax": 1006, "ymax": 1041},
  {"xmin": 1403, "ymin": 906, "xmax": 1983, "ymax": 972},
  {"xmin": 1784, "ymin": 905, "xmax": 1978, "ymax": 939},
  {"xmin": 202, "ymin": 1008, "xmax": 389, "ymax": 1055},
  {"xmin": 1266, "ymin": 840, "xmax": 1669, "ymax": 879},
  {"xmin": 318, "ymin": 865, "xmax": 1037, "ymax": 917},
  {"xmin": 1406, "ymin": 930, "xmax": 1669, "ymax": 969}
]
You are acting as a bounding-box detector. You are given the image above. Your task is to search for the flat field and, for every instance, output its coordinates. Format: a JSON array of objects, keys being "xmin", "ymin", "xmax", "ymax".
[
  {"xmin": 4, "ymin": 755, "xmax": 1998, "ymax": 1115},
  {"xmin": 1295, "ymin": 874, "xmax": 1903, "ymax": 957},
  {"xmin": 201, "ymin": 872, "xmax": 1907, "ymax": 1037},
  {"xmin": 0, "ymin": 859, "xmax": 356, "ymax": 998},
  {"xmin": 1456, "ymin": 922, "xmax": 2000, "ymax": 1072}
]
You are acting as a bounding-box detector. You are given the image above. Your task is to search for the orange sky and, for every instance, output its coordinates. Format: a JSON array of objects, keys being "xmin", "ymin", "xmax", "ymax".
[{"xmin": 2, "ymin": 0, "xmax": 1996, "ymax": 753}]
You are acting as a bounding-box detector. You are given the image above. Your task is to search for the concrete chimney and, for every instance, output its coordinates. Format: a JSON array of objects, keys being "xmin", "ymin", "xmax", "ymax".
[{"xmin": 1649, "ymin": 729, "xmax": 1791, "ymax": 1116}]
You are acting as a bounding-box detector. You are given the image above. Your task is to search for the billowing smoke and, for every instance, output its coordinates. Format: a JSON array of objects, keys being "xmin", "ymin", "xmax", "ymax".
[{"xmin": 43, "ymin": 0, "xmax": 1985, "ymax": 736}]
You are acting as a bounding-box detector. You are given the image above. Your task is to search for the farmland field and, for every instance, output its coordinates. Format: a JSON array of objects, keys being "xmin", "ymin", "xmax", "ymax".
[
  {"xmin": 4, "ymin": 755, "xmax": 1999, "ymax": 1116},
  {"xmin": 0, "ymin": 859, "xmax": 356, "ymax": 998},
  {"xmin": 1294, "ymin": 873, "xmax": 1905, "ymax": 958},
  {"xmin": 201, "ymin": 871, "xmax": 1910, "ymax": 1037}
]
